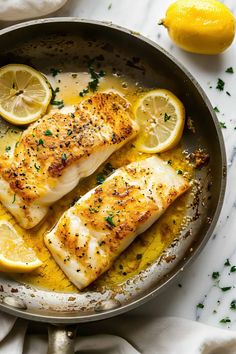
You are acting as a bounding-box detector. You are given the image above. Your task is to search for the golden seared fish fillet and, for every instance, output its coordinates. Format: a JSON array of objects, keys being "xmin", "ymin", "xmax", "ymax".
[
  {"xmin": 45, "ymin": 156, "xmax": 189, "ymax": 290},
  {"xmin": 0, "ymin": 92, "xmax": 139, "ymax": 229}
]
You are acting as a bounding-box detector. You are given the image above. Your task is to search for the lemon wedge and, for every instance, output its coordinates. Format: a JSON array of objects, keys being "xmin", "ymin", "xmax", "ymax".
[
  {"xmin": 0, "ymin": 64, "xmax": 52, "ymax": 125},
  {"xmin": 0, "ymin": 220, "xmax": 42, "ymax": 272},
  {"xmin": 134, "ymin": 89, "xmax": 185, "ymax": 153}
]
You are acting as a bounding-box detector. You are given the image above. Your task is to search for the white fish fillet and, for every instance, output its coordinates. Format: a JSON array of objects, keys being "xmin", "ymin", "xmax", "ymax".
[
  {"xmin": 0, "ymin": 92, "xmax": 138, "ymax": 228},
  {"xmin": 45, "ymin": 156, "xmax": 189, "ymax": 290}
]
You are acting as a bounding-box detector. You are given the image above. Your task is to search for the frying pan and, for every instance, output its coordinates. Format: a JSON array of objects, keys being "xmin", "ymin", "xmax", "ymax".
[{"xmin": 0, "ymin": 18, "xmax": 226, "ymax": 354}]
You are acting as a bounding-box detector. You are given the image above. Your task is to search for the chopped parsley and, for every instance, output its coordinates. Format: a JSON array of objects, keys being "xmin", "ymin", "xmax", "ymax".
[
  {"xmin": 226, "ymin": 91, "xmax": 231, "ymax": 96},
  {"xmin": 108, "ymin": 3, "xmax": 112, "ymax": 9},
  {"xmin": 12, "ymin": 194, "xmax": 16, "ymax": 204},
  {"xmin": 226, "ymin": 67, "xmax": 234, "ymax": 74},
  {"xmin": 164, "ymin": 113, "xmax": 171, "ymax": 122},
  {"xmin": 96, "ymin": 173, "xmax": 106, "ymax": 185},
  {"xmin": 44, "ymin": 129, "xmax": 53, "ymax": 136},
  {"xmin": 79, "ymin": 88, "xmax": 89, "ymax": 97},
  {"xmin": 88, "ymin": 70, "xmax": 105, "ymax": 92},
  {"xmin": 50, "ymin": 68, "xmax": 61, "ymax": 77},
  {"xmin": 225, "ymin": 259, "xmax": 231, "ymax": 266},
  {"xmin": 197, "ymin": 303, "xmax": 204, "ymax": 309},
  {"xmin": 213, "ymin": 107, "xmax": 220, "ymax": 113},
  {"xmin": 96, "ymin": 69, "xmax": 106, "ymax": 78},
  {"xmin": 79, "ymin": 57, "xmax": 106, "ymax": 97},
  {"xmin": 177, "ymin": 169, "xmax": 183, "ymax": 175},
  {"xmin": 219, "ymin": 122, "xmax": 227, "ymax": 129},
  {"xmin": 105, "ymin": 215, "xmax": 116, "ymax": 228},
  {"xmin": 221, "ymin": 286, "xmax": 232, "ymax": 292},
  {"xmin": 51, "ymin": 87, "xmax": 60, "ymax": 102},
  {"xmin": 5, "ymin": 145, "xmax": 11, "ymax": 152},
  {"xmin": 53, "ymin": 87, "xmax": 60, "ymax": 94},
  {"xmin": 38, "ymin": 138, "xmax": 44, "ymax": 146},
  {"xmin": 51, "ymin": 100, "xmax": 64, "ymax": 109},
  {"xmin": 167, "ymin": 160, "xmax": 172, "ymax": 165},
  {"xmin": 231, "ymin": 266, "xmax": 236, "ymax": 273},
  {"xmin": 230, "ymin": 300, "xmax": 236, "ymax": 310},
  {"xmin": 216, "ymin": 78, "xmax": 225, "ymax": 91},
  {"xmin": 62, "ymin": 153, "xmax": 67, "ymax": 161},
  {"xmin": 34, "ymin": 163, "xmax": 40, "ymax": 172},
  {"xmin": 212, "ymin": 271, "xmax": 220, "ymax": 279},
  {"xmin": 220, "ymin": 317, "xmax": 231, "ymax": 324},
  {"xmin": 67, "ymin": 129, "xmax": 73, "ymax": 136},
  {"xmin": 96, "ymin": 163, "xmax": 115, "ymax": 185},
  {"xmin": 104, "ymin": 163, "xmax": 115, "ymax": 173}
]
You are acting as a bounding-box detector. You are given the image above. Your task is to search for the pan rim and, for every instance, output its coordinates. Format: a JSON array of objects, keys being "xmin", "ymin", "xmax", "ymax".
[{"xmin": 0, "ymin": 17, "xmax": 227, "ymax": 324}]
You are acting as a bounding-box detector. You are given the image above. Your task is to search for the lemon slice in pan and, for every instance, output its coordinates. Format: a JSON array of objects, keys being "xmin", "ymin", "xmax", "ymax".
[
  {"xmin": 0, "ymin": 64, "xmax": 52, "ymax": 125},
  {"xmin": 134, "ymin": 89, "xmax": 185, "ymax": 153},
  {"xmin": 0, "ymin": 220, "xmax": 42, "ymax": 272}
]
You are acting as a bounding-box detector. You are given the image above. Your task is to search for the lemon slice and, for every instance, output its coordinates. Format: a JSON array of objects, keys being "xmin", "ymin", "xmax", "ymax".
[
  {"xmin": 134, "ymin": 89, "xmax": 185, "ymax": 153},
  {"xmin": 0, "ymin": 64, "xmax": 52, "ymax": 125},
  {"xmin": 0, "ymin": 220, "xmax": 42, "ymax": 272}
]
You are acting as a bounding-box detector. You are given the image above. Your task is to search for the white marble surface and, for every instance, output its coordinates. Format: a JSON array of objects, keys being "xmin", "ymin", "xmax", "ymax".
[{"xmin": 2, "ymin": 0, "xmax": 236, "ymax": 330}]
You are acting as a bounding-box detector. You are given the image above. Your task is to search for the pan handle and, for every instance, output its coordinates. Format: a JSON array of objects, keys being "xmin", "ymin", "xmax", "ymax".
[{"xmin": 47, "ymin": 325, "xmax": 78, "ymax": 354}]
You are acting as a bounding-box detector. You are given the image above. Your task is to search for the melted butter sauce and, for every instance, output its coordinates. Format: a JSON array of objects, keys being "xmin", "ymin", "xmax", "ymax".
[{"xmin": 0, "ymin": 71, "xmax": 194, "ymax": 293}]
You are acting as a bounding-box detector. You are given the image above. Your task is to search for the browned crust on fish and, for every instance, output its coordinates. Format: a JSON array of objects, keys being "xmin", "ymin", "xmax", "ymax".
[{"xmin": 0, "ymin": 93, "xmax": 137, "ymax": 202}]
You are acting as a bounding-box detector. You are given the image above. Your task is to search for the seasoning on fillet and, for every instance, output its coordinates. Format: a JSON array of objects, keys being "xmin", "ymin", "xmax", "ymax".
[
  {"xmin": 45, "ymin": 156, "xmax": 189, "ymax": 290},
  {"xmin": 0, "ymin": 92, "xmax": 139, "ymax": 228}
]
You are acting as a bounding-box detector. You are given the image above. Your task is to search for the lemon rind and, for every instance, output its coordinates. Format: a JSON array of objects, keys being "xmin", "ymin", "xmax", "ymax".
[{"xmin": 0, "ymin": 257, "xmax": 42, "ymax": 272}]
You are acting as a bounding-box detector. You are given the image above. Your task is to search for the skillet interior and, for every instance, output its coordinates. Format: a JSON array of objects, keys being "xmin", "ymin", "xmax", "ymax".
[{"xmin": 0, "ymin": 19, "xmax": 226, "ymax": 323}]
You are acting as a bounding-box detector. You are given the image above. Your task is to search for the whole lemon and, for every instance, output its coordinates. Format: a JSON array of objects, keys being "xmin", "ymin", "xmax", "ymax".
[{"xmin": 160, "ymin": 0, "xmax": 236, "ymax": 54}]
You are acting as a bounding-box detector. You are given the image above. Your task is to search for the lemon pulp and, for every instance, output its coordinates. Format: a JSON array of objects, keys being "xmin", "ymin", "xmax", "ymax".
[
  {"xmin": 0, "ymin": 64, "xmax": 52, "ymax": 125},
  {"xmin": 0, "ymin": 220, "xmax": 42, "ymax": 272},
  {"xmin": 134, "ymin": 89, "xmax": 185, "ymax": 153}
]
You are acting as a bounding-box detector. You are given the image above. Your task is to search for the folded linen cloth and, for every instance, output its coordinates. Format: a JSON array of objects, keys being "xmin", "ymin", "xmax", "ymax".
[
  {"xmin": 1, "ymin": 313, "xmax": 236, "ymax": 354},
  {"xmin": 0, "ymin": 0, "xmax": 68, "ymax": 21}
]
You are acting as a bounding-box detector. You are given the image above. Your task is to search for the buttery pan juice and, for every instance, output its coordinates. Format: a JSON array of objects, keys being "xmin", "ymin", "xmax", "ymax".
[{"xmin": 0, "ymin": 69, "xmax": 193, "ymax": 292}]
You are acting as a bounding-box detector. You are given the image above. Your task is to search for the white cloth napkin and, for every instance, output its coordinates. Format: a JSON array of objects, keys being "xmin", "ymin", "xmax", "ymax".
[
  {"xmin": 0, "ymin": 0, "xmax": 68, "ymax": 21},
  {"xmin": 1, "ymin": 313, "xmax": 236, "ymax": 354}
]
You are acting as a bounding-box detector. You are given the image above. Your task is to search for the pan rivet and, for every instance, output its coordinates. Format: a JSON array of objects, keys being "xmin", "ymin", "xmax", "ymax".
[
  {"xmin": 95, "ymin": 299, "xmax": 121, "ymax": 312},
  {"xmin": 2, "ymin": 296, "xmax": 27, "ymax": 310},
  {"xmin": 67, "ymin": 331, "xmax": 74, "ymax": 339}
]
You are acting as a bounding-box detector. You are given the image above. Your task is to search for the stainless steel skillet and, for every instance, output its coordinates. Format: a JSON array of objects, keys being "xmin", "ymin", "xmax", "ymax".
[{"xmin": 0, "ymin": 18, "xmax": 226, "ymax": 353}]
